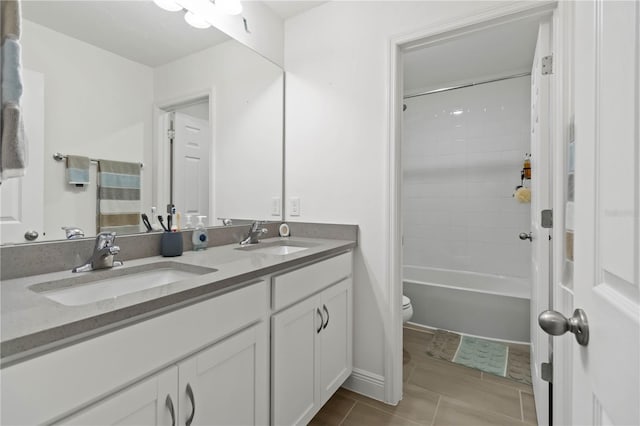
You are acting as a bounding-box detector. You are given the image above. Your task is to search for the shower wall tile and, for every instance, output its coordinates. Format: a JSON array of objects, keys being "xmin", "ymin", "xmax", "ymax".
[{"xmin": 402, "ymin": 76, "xmax": 532, "ymax": 279}]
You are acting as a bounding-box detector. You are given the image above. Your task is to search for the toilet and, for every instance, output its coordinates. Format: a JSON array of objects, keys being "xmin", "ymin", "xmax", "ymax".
[{"xmin": 402, "ymin": 295, "xmax": 413, "ymax": 323}]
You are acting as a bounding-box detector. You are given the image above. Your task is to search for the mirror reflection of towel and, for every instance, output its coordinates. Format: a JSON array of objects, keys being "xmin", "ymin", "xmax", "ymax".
[
  {"xmin": 97, "ymin": 159, "xmax": 141, "ymax": 234},
  {"xmin": 66, "ymin": 155, "xmax": 90, "ymax": 186}
]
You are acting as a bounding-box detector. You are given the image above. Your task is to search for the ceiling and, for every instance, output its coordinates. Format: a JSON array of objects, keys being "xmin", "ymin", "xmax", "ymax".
[
  {"xmin": 22, "ymin": 1, "xmax": 231, "ymax": 67},
  {"xmin": 22, "ymin": 1, "xmax": 326, "ymax": 68},
  {"xmin": 262, "ymin": 1, "xmax": 326, "ymax": 19},
  {"xmin": 403, "ymin": 18, "xmax": 541, "ymax": 94}
]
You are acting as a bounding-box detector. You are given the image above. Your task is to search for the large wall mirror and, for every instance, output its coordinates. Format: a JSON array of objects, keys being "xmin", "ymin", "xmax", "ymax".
[{"xmin": 0, "ymin": 0, "xmax": 283, "ymax": 244}]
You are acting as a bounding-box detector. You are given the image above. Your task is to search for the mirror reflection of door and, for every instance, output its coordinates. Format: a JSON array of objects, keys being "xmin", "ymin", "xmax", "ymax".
[{"xmin": 161, "ymin": 99, "xmax": 211, "ymax": 226}]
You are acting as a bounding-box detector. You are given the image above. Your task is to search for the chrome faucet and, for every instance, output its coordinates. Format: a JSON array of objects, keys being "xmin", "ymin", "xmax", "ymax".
[
  {"xmin": 62, "ymin": 226, "xmax": 85, "ymax": 239},
  {"xmin": 240, "ymin": 221, "xmax": 268, "ymax": 246},
  {"xmin": 72, "ymin": 232, "xmax": 123, "ymax": 272}
]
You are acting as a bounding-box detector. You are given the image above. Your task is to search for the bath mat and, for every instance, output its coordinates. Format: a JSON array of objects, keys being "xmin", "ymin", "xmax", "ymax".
[
  {"xmin": 424, "ymin": 329, "xmax": 532, "ymax": 385},
  {"xmin": 453, "ymin": 336, "xmax": 508, "ymax": 377}
]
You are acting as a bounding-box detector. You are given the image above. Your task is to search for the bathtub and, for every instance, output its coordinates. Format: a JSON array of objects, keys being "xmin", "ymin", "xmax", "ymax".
[{"xmin": 403, "ymin": 266, "xmax": 530, "ymax": 343}]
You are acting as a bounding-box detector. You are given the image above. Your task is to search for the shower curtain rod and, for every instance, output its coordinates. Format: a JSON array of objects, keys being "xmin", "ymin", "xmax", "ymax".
[{"xmin": 403, "ymin": 71, "xmax": 532, "ymax": 100}]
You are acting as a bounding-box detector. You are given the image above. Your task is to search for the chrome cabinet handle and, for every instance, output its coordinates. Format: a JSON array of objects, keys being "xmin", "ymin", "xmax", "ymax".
[
  {"xmin": 316, "ymin": 308, "xmax": 323, "ymax": 333},
  {"xmin": 165, "ymin": 395, "xmax": 175, "ymax": 426},
  {"xmin": 538, "ymin": 309, "xmax": 589, "ymax": 346},
  {"xmin": 322, "ymin": 304, "xmax": 329, "ymax": 329},
  {"xmin": 185, "ymin": 383, "xmax": 196, "ymax": 426}
]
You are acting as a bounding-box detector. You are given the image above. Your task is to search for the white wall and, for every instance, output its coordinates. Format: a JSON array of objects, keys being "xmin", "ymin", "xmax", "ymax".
[
  {"xmin": 402, "ymin": 76, "xmax": 532, "ymax": 278},
  {"xmin": 21, "ymin": 20, "xmax": 153, "ymax": 241},
  {"xmin": 193, "ymin": 0, "xmax": 284, "ymax": 67},
  {"xmin": 284, "ymin": 0, "xmax": 527, "ymax": 397},
  {"xmin": 154, "ymin": 40, "xmax": 283, "ymax": 224}
]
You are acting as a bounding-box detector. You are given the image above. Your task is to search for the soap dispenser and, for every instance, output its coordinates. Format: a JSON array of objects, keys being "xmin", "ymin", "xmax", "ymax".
[{"xmin": 192, "ymin": 215, "xmax": 208, "ymax": 251}]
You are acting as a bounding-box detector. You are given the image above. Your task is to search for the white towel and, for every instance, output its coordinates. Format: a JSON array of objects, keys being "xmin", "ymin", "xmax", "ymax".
[{"xmin": 1, "ymin": 102, "xmax": 26, "ymax": 181}]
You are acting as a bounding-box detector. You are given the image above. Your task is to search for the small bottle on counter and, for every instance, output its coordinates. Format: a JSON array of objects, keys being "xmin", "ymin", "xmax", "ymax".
[{"xmin": 192, "ymin": 215, "xmax": 208, "ymax": 251}]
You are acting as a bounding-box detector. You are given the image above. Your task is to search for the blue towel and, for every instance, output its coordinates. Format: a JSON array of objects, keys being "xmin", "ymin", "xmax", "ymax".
[{"xmin": 1, "ymin": 38, "xmax": 23, "ymax": 104}]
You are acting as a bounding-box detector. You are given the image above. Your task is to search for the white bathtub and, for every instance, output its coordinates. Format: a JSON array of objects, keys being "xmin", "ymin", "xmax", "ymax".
[{"xmin": 403, "ymin": 266, "xmax": 531, "ymax": 343}]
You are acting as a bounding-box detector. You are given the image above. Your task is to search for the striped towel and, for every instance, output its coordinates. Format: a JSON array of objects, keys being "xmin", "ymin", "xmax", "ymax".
[{"xmin": 97, "ymin": 159, "xmax": 141, "ymax": 234}]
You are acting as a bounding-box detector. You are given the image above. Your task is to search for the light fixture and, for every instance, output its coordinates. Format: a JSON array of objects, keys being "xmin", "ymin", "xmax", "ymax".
[
  {"xmin": 153, "ymin": 0, "xmax": 182, "ymax": 12},
  {"xmin": 152, "ymin": 0, "xmax": 243, "ymax": 31},
  {"xmin": 184, "ymin": 10, "xmax": 211, "ymax": 28},
  {"xmin": 215, "ymin": 0, "xmax": 242, "ymax": 15}
]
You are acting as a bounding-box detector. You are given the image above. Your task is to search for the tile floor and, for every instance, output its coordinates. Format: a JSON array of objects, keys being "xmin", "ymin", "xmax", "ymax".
[{"xmin": 310, "ymin": 326, "xmax": 538, "ymax": 426}]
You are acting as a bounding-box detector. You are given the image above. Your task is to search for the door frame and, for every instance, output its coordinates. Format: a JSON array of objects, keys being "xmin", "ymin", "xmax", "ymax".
[
  {"xmin": 385, "ymin": 0, "xmax": 560, "ymax": 410},
  {"xmin": 152, "ymin": 89, "xmax": 215, "ymax": 221}
]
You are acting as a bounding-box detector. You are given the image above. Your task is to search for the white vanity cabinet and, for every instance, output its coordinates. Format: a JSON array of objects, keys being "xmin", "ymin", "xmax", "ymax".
[
  {"xmin": 57, "ymin": 367, "xmax": 178, "ymax": 426},
  {"xmin": 1, "ymin": 281, "xmax": 268, "ymax": 426},
  {"xmin": 60, "ymin": 323, "xmax": 268, "ymax": 426},
  {"xmin": 176, "ymin": 323, "xmax": 268, "ymax": 426},
  {"xmin": 271, "ymin": 252, "xmax": 353, "ymax": 425}
]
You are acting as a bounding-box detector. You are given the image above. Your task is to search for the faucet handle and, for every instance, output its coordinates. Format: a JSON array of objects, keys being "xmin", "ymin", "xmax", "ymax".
[{"xmin": 109, "ymin": 245, "xmax": 120, "ymax": 255}]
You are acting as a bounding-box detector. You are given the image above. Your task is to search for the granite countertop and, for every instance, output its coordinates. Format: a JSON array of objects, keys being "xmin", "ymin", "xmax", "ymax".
[{"xmin": 1, "ymin": 236, "xmax": 356, "ymax": 365}]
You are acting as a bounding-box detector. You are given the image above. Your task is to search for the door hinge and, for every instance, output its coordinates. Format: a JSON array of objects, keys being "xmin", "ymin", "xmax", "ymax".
[
  {"xmin": 541, "ymin": 209, "xmax": 553, "ymax": 228},
  {"xmin": 541, "ymin": 362, "xmax": 553, "ymax": 383},
  {"xmin": 167, "ymin": 129, "xmax": 175, "ymax": 139},
  {"xmin": 541, "ymin": 55, "xmax": 553, "ymax": 75}
]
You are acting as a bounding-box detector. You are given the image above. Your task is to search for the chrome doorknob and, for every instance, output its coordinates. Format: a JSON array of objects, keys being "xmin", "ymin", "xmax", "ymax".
[
  {"xmin": 519, "ymin": 232, "xmax": 532, "ymax": 241},
  {"xmin": 538, "ymin": 309, "xmax": 589, "ymax": 346},
  {"xmin": 24, "ymin": 230, "xmax": 39, "ymax": 241}
]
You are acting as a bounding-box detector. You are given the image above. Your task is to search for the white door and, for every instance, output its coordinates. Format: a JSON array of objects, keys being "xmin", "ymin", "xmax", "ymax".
[
  {"xmin": 529, "ymin": 20, "xmax": 552, "ymax": 426},
  {"xmin": 567, "ymin": 1, "xmax": 640, "ymax": 424},
  {"xmin": 271, "ymin": 294, "xmax": 321, "ymax": 426},
  {"xmin": 319, "ymin": 279, "xmax": 352, "ymax": 405},
  {"xmin": 177, "ymin": 324, "xmax": 268, "ymax": 426},
  {"xmin": 58, "ymin": 367, "xmax": 178, "ymax": 426},
  {"xmin": 172, "ymin": 112, "xmax": 210, "ymax": 221},
  {"xmin": 0, "ymin": 69, "xmax": 44, "ymax": 244}
]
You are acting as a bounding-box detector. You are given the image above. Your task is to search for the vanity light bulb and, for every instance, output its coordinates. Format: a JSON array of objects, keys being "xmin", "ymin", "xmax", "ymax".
[
  {"xmin": 215, "ymin": 0, "xmax": 242, "ymax": 15},
  {"xmin": 153, "ymin": 0, "xmax": 182, "ymax": 12},
  {"xmin": 184, "ymin": 11, "xmax": 211, "ymax": 29}
]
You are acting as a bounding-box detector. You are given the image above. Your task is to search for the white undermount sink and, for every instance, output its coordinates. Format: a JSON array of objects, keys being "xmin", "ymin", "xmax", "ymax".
[
  {"xmin": 235, "ymin": 240, "xmax": 317, "ymax": 256},
  {"xmin": 29, "ymin": 262, "xmax": 217, "ymax": 306}
]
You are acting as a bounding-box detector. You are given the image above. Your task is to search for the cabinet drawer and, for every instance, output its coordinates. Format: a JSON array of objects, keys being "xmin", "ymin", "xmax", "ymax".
[
  {"xmin": 272, "ymin": 252, "xmax": 352, "ymax": 311},
  {"xmin": 1, "ymin": 280, "xmax": 267, "ymax": 425}
]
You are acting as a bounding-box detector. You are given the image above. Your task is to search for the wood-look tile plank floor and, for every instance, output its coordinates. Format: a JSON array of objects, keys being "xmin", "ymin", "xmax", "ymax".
[{"xmin": 310, "ymin": 327, "xmax": 538, "ymax": 426}]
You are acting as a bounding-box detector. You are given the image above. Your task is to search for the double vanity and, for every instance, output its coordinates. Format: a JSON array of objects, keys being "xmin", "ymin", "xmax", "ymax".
[{"xmin": 0, "ymin": 225, "xmax": 356, "ymax": 425}]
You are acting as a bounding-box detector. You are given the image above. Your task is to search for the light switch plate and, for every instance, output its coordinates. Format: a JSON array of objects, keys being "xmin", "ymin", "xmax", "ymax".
[
  {"xmin": 290, "ymin": 197, "xmax": 300, "ymax": 216},
  {"xmin": 271, "ymin": 197, "xmax": 281, "ymax": 216}
]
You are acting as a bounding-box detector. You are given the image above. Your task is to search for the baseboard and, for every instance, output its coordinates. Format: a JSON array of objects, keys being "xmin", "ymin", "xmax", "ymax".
[{"xmin": 342, "ymin": 368, "xmax": 385, "ymax": 402}]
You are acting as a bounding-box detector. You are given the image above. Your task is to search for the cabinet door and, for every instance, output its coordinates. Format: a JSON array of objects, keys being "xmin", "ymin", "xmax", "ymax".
[
  {"xmin": 271, "ymin": 294, "xmax": 322, "ymax": 426},
  {"xmin": 58, "ymin": 367, "xmax": 178, "ymax": 426},
  {"xmin": 319, "ymin": 278, "xmax": 353, "ymax": 404},
  {"xmin": 177, "ymin": 323, "xmax": 268, "ymax": 426}
]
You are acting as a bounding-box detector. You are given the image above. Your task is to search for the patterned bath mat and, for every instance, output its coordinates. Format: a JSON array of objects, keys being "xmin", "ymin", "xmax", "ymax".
[{"xmin": 424, "ymin": 329, "xmax": 532, "ymax": 385}]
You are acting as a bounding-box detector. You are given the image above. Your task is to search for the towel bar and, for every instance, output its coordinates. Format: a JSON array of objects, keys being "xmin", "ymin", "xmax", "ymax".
[{"xmin": 53, "ymin": 152, "xmax": 143, "ymax": 168}]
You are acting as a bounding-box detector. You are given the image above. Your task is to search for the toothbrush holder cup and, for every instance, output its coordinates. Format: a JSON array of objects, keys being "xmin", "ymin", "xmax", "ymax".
[{"xmin": 161, "ymin": 232, "xmax": 183, "ymax": 257}]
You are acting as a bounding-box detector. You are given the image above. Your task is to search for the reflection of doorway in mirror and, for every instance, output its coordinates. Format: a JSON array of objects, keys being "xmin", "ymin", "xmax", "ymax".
[
  {"xmin": 0, "ymin": 69, "xmax": 44, "ymax": 244},
  {"xmin": 161, "ymin": 100, "xmax": 211, "ymax": 228}
]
